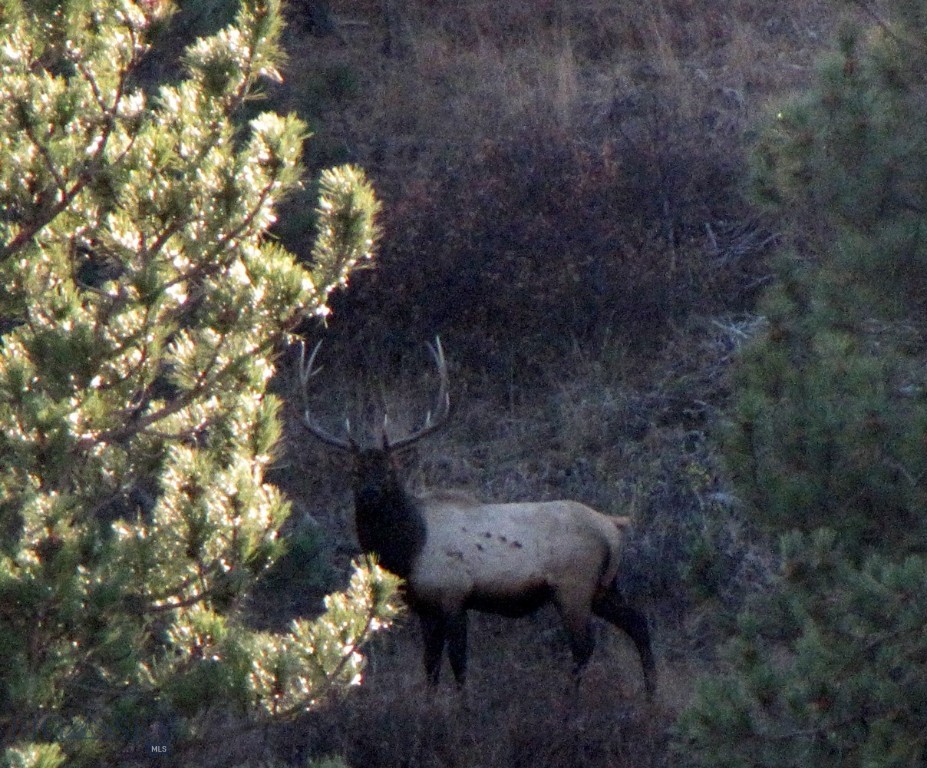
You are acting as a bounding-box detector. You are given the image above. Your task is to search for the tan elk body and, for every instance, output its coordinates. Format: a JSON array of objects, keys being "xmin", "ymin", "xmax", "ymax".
[
  {"xmin": 299, "ymin": 340, "xmax": 655, "ymax": 695},
  {"xmin": 411, "ymin": 494, "xmax": 630, "ymax": 617}
]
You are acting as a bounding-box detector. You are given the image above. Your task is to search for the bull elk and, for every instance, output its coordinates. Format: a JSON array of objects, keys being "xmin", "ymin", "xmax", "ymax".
[{"xmin": 297, "ymin": 339, "xmax": 656, "ymax": 696}]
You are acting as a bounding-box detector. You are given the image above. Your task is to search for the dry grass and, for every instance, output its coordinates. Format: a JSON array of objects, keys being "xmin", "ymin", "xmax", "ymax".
[
  {"xmin": 282, "ymin": 626, "xmax": 680, "ymax": 768},
  {"xmin": 280, "ymin": 0, "xmax": 839, "ymax": 182},
  {"xmin": 255, "ymin": 315, "xmax": 779, "ymax": 767},
  {"xmin": 234, "ymin": 1, "xmax": 855, "ymax": 765},
  {"xmin": 271, "ymin": 0, "xmax": 843, "ymax": 370}
]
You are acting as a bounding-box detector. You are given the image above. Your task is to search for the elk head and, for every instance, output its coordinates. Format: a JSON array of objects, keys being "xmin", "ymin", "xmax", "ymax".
[{"xmin": 296, "ymin": 338, "xmax": 450, "ymax": 577}]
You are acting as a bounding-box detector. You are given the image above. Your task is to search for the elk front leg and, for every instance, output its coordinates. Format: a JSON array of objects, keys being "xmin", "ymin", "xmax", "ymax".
[
  {"xmin": 419, "ymin": 612, "xmax": 447, "ymax": 685},
  {"xmin": 446, "ymin": 612, "xmax": 468, "ymax": 686}
]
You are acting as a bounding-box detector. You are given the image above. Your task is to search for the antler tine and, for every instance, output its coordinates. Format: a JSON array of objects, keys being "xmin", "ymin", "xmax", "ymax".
[
  {"xmin": 430, "ymin": 336, "xmax": 450, "ymax": 415},
  {"xmin": 298, "ymin": 339, "xmax": 323, "ymax": 391},
  {"xmin": 296, "ymin": 340, "xmax": 355, "ymax": 452},
  {"xmin": 388, "ymin": 336, "xmax": 451, "ymax": 451}
]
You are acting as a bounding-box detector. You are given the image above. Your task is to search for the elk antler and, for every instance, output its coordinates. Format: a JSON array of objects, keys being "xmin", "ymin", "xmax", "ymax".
[
  {"xmin": 297, "ymin": 338, "xmax": 451, "ymax": 453},
  {"xmin": 385, "ymin": 337, "xmax": 451, "ymax": 451},
  {"xmin": 297, "ymin": 340, "xmax": 356, "ymax": 452}
]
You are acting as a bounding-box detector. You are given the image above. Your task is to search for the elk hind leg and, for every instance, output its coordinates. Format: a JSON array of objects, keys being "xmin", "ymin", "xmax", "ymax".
[
  {"xmin": 560, "ymin": 609, "xmax": 595, "ymax": 678},
  {"xmin": 592, "ymin": 587, "xmax": 656, "ymax": 695}
]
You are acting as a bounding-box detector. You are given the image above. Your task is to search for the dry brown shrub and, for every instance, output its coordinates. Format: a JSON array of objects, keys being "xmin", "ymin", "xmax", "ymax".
[
  {"xmin": 270, "ymin": 0, "xmax": 841, "ymax": 379},
  {"xmin": 319, "ymin": 113, "xmax": 767, "ymax": 379}
]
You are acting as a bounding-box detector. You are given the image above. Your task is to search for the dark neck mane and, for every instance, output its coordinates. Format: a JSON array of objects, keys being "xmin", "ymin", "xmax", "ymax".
[{"xmin": 354, "ymin": 482, "xmax": 427, "ymax": 579}]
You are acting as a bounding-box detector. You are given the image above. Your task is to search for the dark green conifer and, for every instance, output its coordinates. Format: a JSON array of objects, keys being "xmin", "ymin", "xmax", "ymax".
[
  {"xmin": 678, "ymin": 2, "xmax": 927, "ymax": 764},
  {"xmin": 729, "ymin": 0, "xmax": 927, "ymax": 553}
]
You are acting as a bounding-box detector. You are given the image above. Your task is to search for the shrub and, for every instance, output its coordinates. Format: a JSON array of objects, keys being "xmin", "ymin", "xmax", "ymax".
[{"xmin": 323, "ymin": 113, "xmax": 760, "ymax": 379}]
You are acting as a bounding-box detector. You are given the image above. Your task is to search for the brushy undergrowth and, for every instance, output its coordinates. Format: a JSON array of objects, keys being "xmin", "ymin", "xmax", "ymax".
[
  {"xmin": 264, "ymin": 317, "xmax": 778, "ymax": 767},
  {"xmin": 153, "ymin": 1, "xmax": 849, "ymax": 766},
  {"xmin": 265, "ymin": 0, "xmax": 836, "ymax": 385},
  {"xmin": 281, "ymin": 661, "xmax": 674, "ymax": 768}
]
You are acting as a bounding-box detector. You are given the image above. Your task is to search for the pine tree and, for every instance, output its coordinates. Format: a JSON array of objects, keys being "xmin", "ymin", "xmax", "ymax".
[
  {"xmin": 677, "ymin": 2, "xmax": 927, "ymax": 764},
  {"xmin": 727, "ymin": 0, "xmax": 927, "ymax": 555},
  {"xmin": 0, "ymin": 1, "xmax": 397, "ymax": 765},
  {"xmin": 676, "ymin": 529, "xmax": 927, "ymax": 768}
]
